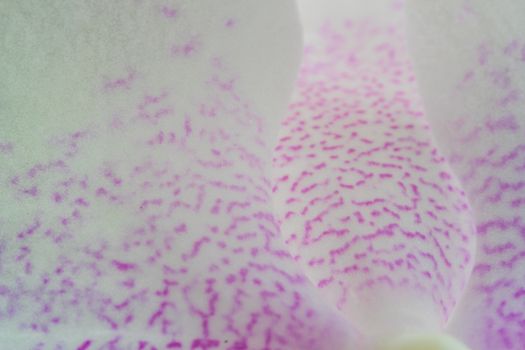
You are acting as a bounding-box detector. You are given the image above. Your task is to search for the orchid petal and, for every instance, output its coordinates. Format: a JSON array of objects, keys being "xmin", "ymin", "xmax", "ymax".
[
  {"xmin": 407, "ymin": 1, "xmax": 525, "ymax": 349},
  {"xmin": 273, "ymin": 0, "xmax": 476, "ymax": 344},
  {"xmin": 0, "ymin": 1, "xmax": 358, "ymax": 349}
]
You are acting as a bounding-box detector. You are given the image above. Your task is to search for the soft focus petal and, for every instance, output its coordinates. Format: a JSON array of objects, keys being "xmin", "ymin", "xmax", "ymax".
[
  {"xmin": 273, "ymin": 0, "xmax": 475, "ymax": 345},
  {"xmin": 407, "ymin": 1, "xmax": 525, "ymax": 349},
  {"xmin": 0, "ymin": 1, "xmax": 358, "ymax": 349}
]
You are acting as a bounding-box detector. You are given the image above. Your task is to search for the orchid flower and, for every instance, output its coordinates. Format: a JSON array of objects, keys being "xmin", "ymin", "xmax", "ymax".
[{"xmin": 0, "ymin": 1, "xmax": 523, "ymax": 350}]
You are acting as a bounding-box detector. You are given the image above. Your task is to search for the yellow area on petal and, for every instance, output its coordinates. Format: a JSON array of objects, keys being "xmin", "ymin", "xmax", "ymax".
[{"xmin": 380, "ymin": 333, "xmax": 471, "ymax": 350}]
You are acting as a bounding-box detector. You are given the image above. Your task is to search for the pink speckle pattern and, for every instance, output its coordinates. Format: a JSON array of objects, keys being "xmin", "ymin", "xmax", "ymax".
[
  {"xmin": 103, "ymin": 69, "xmax": 138, "ymax": 92},
  {"xmin": 273, "ymin": 17, "xmax": 475, "ymax": 336},
  {"xmin": 407, "ymin": 1, "xmax": 525, "ymax": 349},
  {"xmin": 0, "ymin": 1, "xmax": 356, "ymax": 349}
]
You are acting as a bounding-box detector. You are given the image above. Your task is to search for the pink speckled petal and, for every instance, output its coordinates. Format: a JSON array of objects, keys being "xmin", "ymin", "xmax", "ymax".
[
  {"xmin": 0, "ymin": 1, "xmax": 359, "ymax": 349},
  {"xmin": 407, "ymin": 1, "xmax": 525, "ymax": 349},
  {"xmin": 273, "ymin": 0, "xmax": 476, "ymax": 345}
]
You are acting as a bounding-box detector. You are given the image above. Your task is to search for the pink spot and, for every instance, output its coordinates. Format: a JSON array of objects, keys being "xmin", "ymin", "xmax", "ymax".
[
  {"xmin": 77, "ymin": 340, "xmax": 92, "ymax": 350},
  {"xmin": 53, "ymin": 192, "xmax": 64, "ymax": 203},
  {"xmin": 478, "ymin": 44, "xmax": 491, "ymax": 65},
  {"xmin": 110, "ymin": 117, "xmax": 125, "ymax": 130},
  {"xmin": 0, "ymin": 142, "xmax": 13, "ymax": 154},
  {"xmin": 22, "ymin": 186, "xmax": 39, "ymax": 197},
  {"xmin": 174, "ymin": 223, "xmax": 187, "ymax": 234},
  {"xmin": 103, "ymin": 69, "xmax": 136, "ymax": 91},
  {"xmin": 225, "ymin": 18, "xmax": 236, "ymax": 28},
  {"xmin": 172, "ymin": 37, "xmax": 200, "ymax": 57},
  {"xmin": 161, "ymin": 5, "xmax": 178, "ymax": 19},
  {"xmin": 184, "ymin": 116, "xmax": 193, "ymax": 137},
  {"xmin": 112, "ymin": 260, "xmax": 137, "ymax": 272},
  {"xmin": 485, "ymin": 114, "xmax": 519, "ymax": 133}
]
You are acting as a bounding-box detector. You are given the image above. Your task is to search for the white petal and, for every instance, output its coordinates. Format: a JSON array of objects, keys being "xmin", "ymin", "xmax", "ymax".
[
  {"xmin": 407, "ymin": 1, "xmax": 525, "ymax": 349},
  {"xmin": 0, "ymin": 1, "xmax": 358, "ymax": 348}
]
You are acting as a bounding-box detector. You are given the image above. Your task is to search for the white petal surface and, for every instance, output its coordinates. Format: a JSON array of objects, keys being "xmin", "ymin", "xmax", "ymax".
[
  {"xmin": 0, "ymin": 1, "xmax": 359, "ymax": 349},
  {"xmin": 407, "ymin": 1, "xmax": 525, "ymax": 349},
  {"xmin": 273, "ymin": 0, "xmax": 476, "ymax": 345}
]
